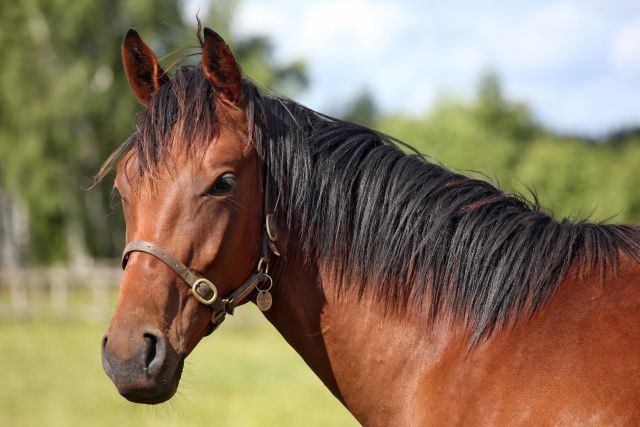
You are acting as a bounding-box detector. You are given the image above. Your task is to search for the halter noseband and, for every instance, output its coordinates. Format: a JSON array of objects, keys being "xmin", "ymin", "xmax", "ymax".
[{"xmin": 120, "ymin": 180, "xmax": 279, "ymax": 334}]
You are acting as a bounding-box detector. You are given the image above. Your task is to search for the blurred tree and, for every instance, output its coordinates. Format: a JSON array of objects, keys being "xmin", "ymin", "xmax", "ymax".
[
  {"xmin": 606, "ymin": 126, "xmax": 640, "ymax": 146},
  {"xmin": 379, "ymin": 73, "xmax": 640, "ymax": 224},
  {"xmin": 1, "ymin": 1, "xmax": 637, "ymax": 267},
  {"xmin": 0, "ymin": 0, "xmax": 307, "ymax": 265},
  {"xmin": 473, "ymin": 70, "xmax": 539, "ymax": 145},
  {"xmin": 381, "ymin": 94, "xmax": 523, "ymax": 178},
  {"xmin": 341, "ymin": 89, "xmax": 379, "ymax": 128}
]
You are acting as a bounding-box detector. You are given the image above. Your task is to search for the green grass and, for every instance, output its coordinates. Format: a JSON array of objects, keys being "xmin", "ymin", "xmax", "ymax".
[{"xmin": 0, "ymin": 307, "xmax": 356, "ymax": 427}]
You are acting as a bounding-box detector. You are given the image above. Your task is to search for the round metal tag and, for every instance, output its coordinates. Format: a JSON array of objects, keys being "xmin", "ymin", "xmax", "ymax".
[{"xmin": 256, "ymin": 290, "xmax": 272, "ymax": 311}]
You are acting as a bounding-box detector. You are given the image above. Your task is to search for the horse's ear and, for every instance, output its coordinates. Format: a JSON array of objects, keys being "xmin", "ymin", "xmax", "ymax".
[
  {"xmin": 122, "ymin": 28, "xmax": 168, "ymax": 106},
  {"xmin": 201, "ymin": 27, "xmax": 244, "ymax": 106}
]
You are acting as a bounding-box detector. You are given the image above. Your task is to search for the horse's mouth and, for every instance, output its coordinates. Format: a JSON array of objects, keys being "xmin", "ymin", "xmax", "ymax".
[
  {"xmin": 117, "ymin": 358, "xmax": 185, "ymax": 405},
  {"xmin": 105, "ymin": 350, "xmax": 184, "ymax": 405}
]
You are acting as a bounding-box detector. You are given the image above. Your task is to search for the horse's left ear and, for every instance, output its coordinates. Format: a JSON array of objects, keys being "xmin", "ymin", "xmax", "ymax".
[{"xmin": 201, "ymin": 27, "xmax": 244, "ymax": 106}]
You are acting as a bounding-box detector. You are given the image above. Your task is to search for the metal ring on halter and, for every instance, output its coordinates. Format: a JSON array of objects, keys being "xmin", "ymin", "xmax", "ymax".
[
  {"xmin": 265, "ymin": 213, "xmax": 277, "ymax": 242},
  {"xmin": 191, "ymin": 278, "xmax": 218, "ymax": 305},
  {"xmin": 256, "ymin": 274, "xmax": 273, "ymax": 292},
  {"xmin": 257, "ymin": 257, "xmax": 269, "ymax": 274}
]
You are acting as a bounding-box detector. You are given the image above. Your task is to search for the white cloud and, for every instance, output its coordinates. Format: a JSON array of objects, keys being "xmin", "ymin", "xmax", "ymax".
[
  {"xmin": 237, "ymin": 0, "xmax": 410, "ymax": 62},
  {"xmin": 225, "ymin": 0, "xmax": 640, "ymax": 133},
  {"xmin": 484, "ymin": 3, "xmax": 606, "ymax": 71},
  {"xmin": 610, "ymin": 19, "xmax": 640, "ymax": 74},
  {"xmin": 237, "ymin": 0, "xmax": 417, "ymax": 111}
]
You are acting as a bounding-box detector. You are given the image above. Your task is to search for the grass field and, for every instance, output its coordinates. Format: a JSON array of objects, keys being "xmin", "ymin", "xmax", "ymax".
[{"xmin": 0, "ymin": 307, "xmax": 356, "ymax": 427}]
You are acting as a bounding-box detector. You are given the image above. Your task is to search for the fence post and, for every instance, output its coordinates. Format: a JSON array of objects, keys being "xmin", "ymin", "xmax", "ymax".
[
  {"xmin": 8, "ymin": 267, "xmax": 29, "ymax": 317},
  {"xmin": 49, "ymin": 265, "xmax": 68, "ymax": 316}
]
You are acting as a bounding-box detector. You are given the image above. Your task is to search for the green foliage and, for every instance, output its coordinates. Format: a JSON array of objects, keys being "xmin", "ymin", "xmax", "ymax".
[
  {"xmin": 1, "ymin": 1, "xmax": 637, "ymax": 266},
  {"xmin": 0, "ymin": 1, "xmax": 308, "ymax": 264},
  {"xmin": 384, "ymin": 98, "xmax": 518, "ymax": 175},
  {"xmin": 342, "ymin": 89, "xmax": 379, "ymax": 128},
  {"xmin": 0, "ymin": 311, "xmax": 356, "ymax": 426},
  {"xmin": 379, "ymin": 73, "xmax": 640, "ymax": 224},
  {"xmin": 474, "ymin": 71, "xmax": 539, "ymax": 143}
]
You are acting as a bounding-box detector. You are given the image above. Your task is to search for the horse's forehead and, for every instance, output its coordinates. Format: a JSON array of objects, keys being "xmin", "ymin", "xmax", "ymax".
[
  {"xmin": 114, "ymin": 148, "xmax": 138, "ymax": 188},
  {"xmin": 113, "ymin": 102, "xmax": 252, "ymax": 191},
  {"xmin": 114, "ymin": 138, "xmax": 251, "ymax": 192}
]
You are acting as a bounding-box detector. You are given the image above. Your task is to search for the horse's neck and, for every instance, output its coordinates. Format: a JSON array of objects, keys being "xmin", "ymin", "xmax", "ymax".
[
  {"xmin": 259, "ymin": 233, "xmax": 640, "ymax": 424},
  {"xmin": 259, "ymin": 246, "xmax": 344, "ymax": 401},
  {"xmin": 261, "ymin": 239, "xmax": 459, "ymax": 424}
]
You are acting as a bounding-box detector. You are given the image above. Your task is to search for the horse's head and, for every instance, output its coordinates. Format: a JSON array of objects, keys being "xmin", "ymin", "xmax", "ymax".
[{"xmin": 101, "ymin": 28, "xmax": 265, "ymax": 404}]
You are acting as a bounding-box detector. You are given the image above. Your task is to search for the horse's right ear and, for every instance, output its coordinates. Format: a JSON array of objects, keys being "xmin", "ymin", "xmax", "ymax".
[{"xmin": 122, "ymin": 28, "xmax": 168, "ymax": 106}]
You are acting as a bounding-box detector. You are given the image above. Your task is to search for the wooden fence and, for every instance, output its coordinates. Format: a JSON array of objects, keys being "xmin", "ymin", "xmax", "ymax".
[{"xmin": 0, "ymin": 261, "xmax": 121, "ymax": 321}]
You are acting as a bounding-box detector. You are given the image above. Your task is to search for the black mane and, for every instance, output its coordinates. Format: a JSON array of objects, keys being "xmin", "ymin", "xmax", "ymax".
[{"xmin": 99, "ymin": 64, "xmax": 640, "ymax": 343}]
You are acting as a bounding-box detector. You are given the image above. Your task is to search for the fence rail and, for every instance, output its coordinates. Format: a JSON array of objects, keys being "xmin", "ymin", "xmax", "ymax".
[{"xmin": 0, "ymin": 261, "xmax": 121, "ymax": 321}]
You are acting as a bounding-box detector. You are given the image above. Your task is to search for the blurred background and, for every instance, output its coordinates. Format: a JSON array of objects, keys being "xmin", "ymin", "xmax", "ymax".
[{"xmin": 0, "ymin": 0, "xmax": 638, "ymax": 426}]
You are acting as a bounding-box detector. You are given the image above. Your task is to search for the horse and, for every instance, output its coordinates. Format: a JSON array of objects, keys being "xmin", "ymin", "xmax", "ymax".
[{"xmin": 98, "ymin": 26, "xmax": 640, "ymax": 425}]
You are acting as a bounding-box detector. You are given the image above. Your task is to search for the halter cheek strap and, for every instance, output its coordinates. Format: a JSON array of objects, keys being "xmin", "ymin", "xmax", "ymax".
[{"xmin": 121, "ymin": 214, "xmax": 278, "ymax": 333}]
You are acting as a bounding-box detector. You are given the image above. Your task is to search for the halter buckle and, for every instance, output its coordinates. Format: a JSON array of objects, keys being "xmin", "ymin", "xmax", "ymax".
[{"xmin": 192, "ymin": 278, "xmax": 218, "ymax": 305}]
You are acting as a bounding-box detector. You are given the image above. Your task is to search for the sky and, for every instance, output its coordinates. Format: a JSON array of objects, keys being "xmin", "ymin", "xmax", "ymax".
[{"xmin": 187, "ymin": 0, "xmax": 640, "ymax": 136}]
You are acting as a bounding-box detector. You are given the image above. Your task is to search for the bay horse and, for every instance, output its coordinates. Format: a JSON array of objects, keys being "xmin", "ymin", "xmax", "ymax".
[{"xmin": 98, "ymin": 26, "xmax": 640, "ymax": 425}]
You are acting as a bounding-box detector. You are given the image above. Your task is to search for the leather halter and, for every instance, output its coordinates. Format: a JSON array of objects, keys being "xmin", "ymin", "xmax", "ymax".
[{"xmin": 121, "ymin": 180, "xmax": 279, "ymax": 334}]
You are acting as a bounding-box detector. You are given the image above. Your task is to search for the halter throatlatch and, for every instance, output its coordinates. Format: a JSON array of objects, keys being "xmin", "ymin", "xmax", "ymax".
[{"xmin": 120, "ymin": 178, "xmax": 279, "ymax": 334}]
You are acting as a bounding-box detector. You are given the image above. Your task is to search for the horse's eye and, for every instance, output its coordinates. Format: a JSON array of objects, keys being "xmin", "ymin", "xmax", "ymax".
[
  {"xmin": 206, "ymin": 173, "xmax": 236, "ymax": 196},
  {"xmin": 112, "ymin": 186, "xmax": 124, "ymax": 202}
]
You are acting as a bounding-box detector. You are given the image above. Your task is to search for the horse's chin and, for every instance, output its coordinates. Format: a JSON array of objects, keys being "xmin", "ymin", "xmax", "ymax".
[{"xmin": 117, "ymin": 358, "xmax": 184, "ymax": 405}]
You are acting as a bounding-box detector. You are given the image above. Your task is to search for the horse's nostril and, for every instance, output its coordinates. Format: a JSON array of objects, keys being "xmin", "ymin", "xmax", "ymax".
[
  {"xmin": 101, "ymin": 335, "xmax": 114, "ymax": 378},
  {"xmin": 143, "ymin": 332, "xmax": 166, "ymax": 376},
  {"xmin": 143, "ymin": 333, "xmax": 157, "ymax": 368}
]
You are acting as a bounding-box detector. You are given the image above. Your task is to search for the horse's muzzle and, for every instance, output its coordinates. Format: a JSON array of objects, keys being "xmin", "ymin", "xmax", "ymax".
[{"xmin": 101, "ymin": 329, "xmax": 183, "ymax": 404}]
